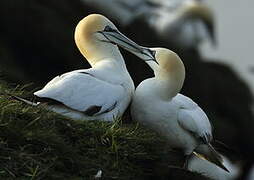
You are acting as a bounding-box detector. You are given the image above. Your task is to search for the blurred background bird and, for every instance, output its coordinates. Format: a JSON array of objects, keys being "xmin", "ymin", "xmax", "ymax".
[{"xmin": 0, "ymin": 0, "xmax": 253, "ymax": 178}]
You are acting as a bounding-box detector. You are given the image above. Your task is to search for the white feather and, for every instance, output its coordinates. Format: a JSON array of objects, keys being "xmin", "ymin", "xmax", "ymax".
[
  {"xmin": 176, "ymin": 94, "xmax": 212, "ymax": 142},
  {"xmin": 35, "ymin": 70, "xmax": 125, "ymax": 113},
  {"xmin": 34, "ymin": 62, "xmax": 134, "ymax": 121},
  {"xmin": 31, "ymin": 14, "xmax": 137, "ymax": 121},
  {"xmin": 188, "ymin": 155, "xmax": 240, "ymax": 180},
  {"xmin": 131, "ymin": 48, "xmax": 224, "ymax": 168}
]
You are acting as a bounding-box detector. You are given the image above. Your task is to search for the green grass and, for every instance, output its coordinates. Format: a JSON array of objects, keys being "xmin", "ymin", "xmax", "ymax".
[{"xmin": 0, "ymin": 80, "xmax": 211, "ymax": 179}]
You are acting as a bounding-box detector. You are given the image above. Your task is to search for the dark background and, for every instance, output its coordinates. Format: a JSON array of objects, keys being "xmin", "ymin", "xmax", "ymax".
[{"xmin": 0, "ymin": 0, "xmax": 253, "ymax": 178}]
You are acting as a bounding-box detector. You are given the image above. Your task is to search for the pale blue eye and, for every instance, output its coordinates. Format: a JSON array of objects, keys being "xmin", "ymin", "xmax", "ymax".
[
  {"xmin": 103, "ymin": 25, "xmax": 117, "ymax": 32},
  {"xmin": 148, "ymin": 49, "xmax": 156, "ymax": 57},
  {"xmin": 104, "ymin": 25, "xmax": 112, "ymax": 32}
]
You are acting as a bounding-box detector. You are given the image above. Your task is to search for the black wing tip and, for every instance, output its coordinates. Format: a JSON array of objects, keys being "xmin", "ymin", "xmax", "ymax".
[
  {"xmin": 207, "ymin": 144, "xmax": 230, "ymax": 172},
  {"xmin": 84, "ymin": 106, "xmax": 102, "ymax": 116}
]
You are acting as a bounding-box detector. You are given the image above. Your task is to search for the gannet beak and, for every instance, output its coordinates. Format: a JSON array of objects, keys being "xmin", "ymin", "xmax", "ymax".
[
  {"xmin": 137, "ymin": 47, "xmax": 157, "ymax": 63},
  {"xmin": 97, "ymin": 27, "xmax": 157, "ymax": 62}
]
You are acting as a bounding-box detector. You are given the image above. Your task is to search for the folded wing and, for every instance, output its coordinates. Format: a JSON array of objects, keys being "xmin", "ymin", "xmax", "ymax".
[
  {"xmin": 177, "ymin": 94, "xmax": 212, "ymax": 143},
  {"xmin": 34, "ymin": 70, "xmax": 125, "ymax": 116}
]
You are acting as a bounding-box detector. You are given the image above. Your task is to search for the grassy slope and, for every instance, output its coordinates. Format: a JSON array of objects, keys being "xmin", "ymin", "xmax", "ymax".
[{"xmin": 0, "ymin": 81, "xmax": 210, "ymax": 180}]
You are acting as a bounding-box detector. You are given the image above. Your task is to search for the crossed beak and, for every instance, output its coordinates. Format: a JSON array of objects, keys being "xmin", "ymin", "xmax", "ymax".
[{"xmin": 97, "ymin": 28, "xmax": 157, "ymax": 63}]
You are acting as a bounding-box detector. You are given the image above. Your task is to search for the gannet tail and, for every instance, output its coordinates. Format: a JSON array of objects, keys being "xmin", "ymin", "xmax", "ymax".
[{"xmin": 194, "ymin": 143, "xmax": 229, "ymax": 172}]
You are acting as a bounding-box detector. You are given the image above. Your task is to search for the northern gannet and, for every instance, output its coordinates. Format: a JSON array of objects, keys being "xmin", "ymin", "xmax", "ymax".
[
  {"xmin": 18, "ymin": 14, "xmax": 144, "ymax": 121},
  {"xmin": 129, "ymin": 47, "xmax": 228, "ymax": 171},
  {"xmin": 147, "ymin": 0, "xmax": 215, "ymax": 48}
]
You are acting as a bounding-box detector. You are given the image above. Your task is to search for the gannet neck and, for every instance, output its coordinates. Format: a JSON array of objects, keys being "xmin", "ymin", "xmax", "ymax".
[
  {"xmin": 92, "ymin": 58, "xmax": 130, "ymax": 76},
  {"xmin": 74, "ymin": 14, "xmax": 126, "ymax": 68},
  {"xmin": 152, "ymin": 48, "xmax": 185, "ymax": 100}
]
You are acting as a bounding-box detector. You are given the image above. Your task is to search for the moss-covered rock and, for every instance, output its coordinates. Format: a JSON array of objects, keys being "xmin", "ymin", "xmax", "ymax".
[
  {"xmin": 0, "ymin": 81, "xmax": 211, "ymax": 179},
  {"xmin": 0, "ymin": 0, "xmax": 253, "ymax": 177}
]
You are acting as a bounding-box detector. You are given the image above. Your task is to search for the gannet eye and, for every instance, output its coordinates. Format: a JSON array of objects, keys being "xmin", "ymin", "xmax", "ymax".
[
  {"xmin": 148, "ymin": 49, "xmax": 156, "ymax": 58},
  {"xmin": 103, "ymin": 25, "xmax": 117, "ymax": 32}
]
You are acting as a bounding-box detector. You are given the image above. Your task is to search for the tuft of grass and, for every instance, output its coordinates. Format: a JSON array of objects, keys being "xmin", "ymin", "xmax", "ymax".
[{"xmin": 0, "ymin": 80, "xmax": 211, "ymax": 179}]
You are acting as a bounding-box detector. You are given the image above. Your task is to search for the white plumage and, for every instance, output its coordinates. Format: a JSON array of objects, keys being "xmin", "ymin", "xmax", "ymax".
[
  {"xmin": 35, "ymin": 66, "xmax": 131, "ymax": 121},
  {"xmin": 147, "ymin": 0, "xmax": 214, "ymax": 48},
  {"xmin": 176, "ymin": 94, "xmax": 212, "ymax": 144},
  {"xmin": 130, "ymin": 47, "xmax": 227, "ymax": 170},
  {"xmin": 132, "ymin": 85, "xmax": 212, "ymax": 154},
  {"xmin": 188, "ymin": 155, "xmax": 240, "ymax": 180},
  {"xmin": 31, "ymin": 14, "xmax": 139, "ymax": 121},
  {"xmin": 36, "ymin": 70, "xmax": 124, "ymax": 113}
]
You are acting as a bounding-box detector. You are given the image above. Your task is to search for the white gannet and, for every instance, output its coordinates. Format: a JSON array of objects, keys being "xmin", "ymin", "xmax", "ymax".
[
  {"xmin": 147, "ymin": 0, "xmax": 215, "ymax": 48},
  {"xmin": 17, "ymin": 14, "xmax": 146, "ymax": 121},
  {"xmin": 129, "ymin": 47, "xmax": 228, "ymax": 171}
]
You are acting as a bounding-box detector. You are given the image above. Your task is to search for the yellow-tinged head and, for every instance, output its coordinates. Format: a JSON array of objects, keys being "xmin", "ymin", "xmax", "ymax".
[
  {"xmin": 74, "ymin": 14, "xmax": 144, "ymax": 67},
  {"xmin": 181, "ymin": 1, "xmax": 214, "ymax": 22},
  {"xmin": 75, "ymin": 14, "xmax": 117, "ymax": 44},
  {"xmin": 153, "ymin": 48, "xmax": 185, "ymax": 75},
  {"xmin": 153, "ymin": 48, "xmax": 185, "ymax": 91},
  {"xmin": 180, "ymin": 0, "xmax": 215, "ymax": 44},
  {"xmin": 133, "ymin": 47, "xmax": 185, "ymax": 99},
  {"xmin": 74, "ymin": 14, "xmax": 118, "ymax": 65}
]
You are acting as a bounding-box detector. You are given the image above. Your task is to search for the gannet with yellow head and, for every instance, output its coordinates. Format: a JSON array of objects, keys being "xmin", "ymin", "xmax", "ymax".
[
  {"xmin": 129, "ymin": 47, "xmax": 228, "ymax": 171},
  {"xmin": 148, "ymin": 0, "xmax": 215, "ymax": 48},
  {"xmin": 33, "ymin": 14, "xmax": 143, "ymax": 121}
]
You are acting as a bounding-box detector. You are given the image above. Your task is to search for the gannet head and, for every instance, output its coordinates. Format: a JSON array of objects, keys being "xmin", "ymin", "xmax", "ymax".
[
  {"xmin": 179, "ymin": 0, "xmax": 215, "ymax": 46},
  {"xmin": 181, "ymin": 1, "xmax": 213, "ymax": 23},
  {"xmin": 150, "ymin": 48, "xmax": 185, "ymax": 83},
  {"xmin": 134, "ymin": 47, "xmax": 185, "ymax": 76},
  {"xmin": 134, "ymin": 47, "xmax": 185, "ymax": 99},
  {"xmin": 74, "ymin": 14, "xmax": 144, "ymax": 66},
  {"xmin": 155, "ymin": 0, "xmax": 215, "ymax": 48}
]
